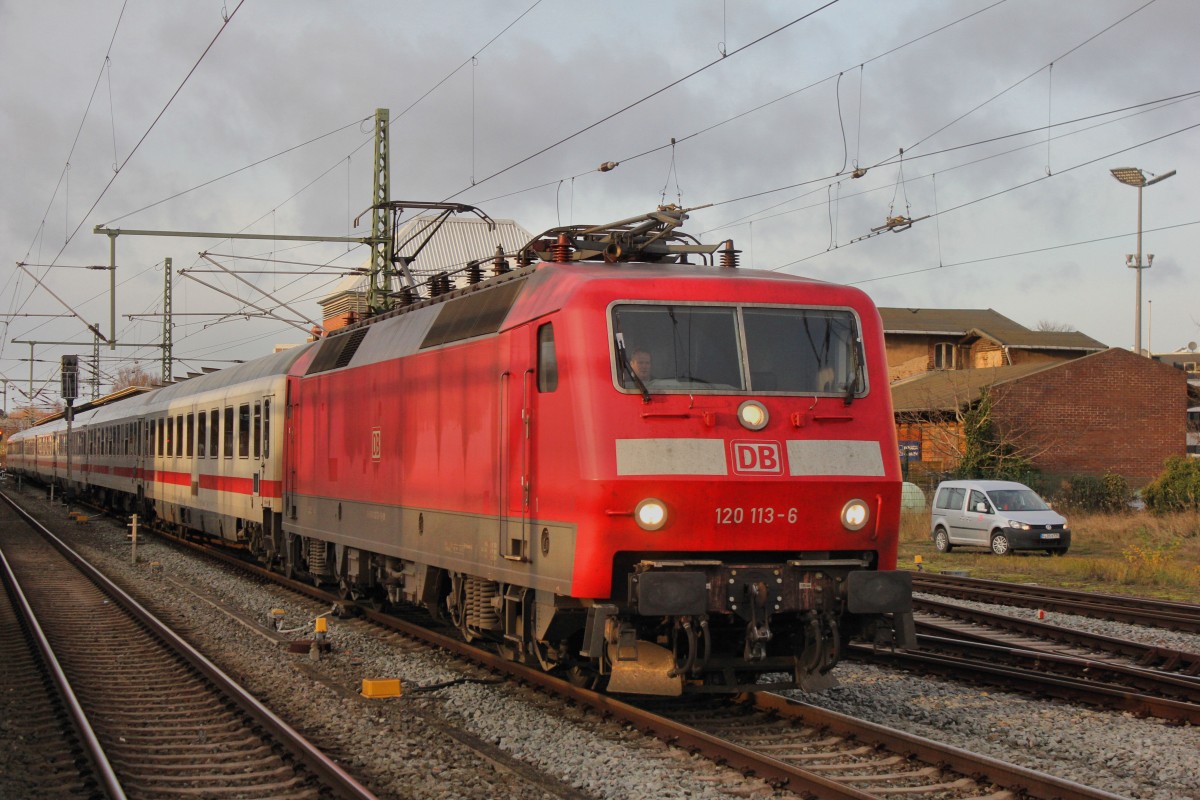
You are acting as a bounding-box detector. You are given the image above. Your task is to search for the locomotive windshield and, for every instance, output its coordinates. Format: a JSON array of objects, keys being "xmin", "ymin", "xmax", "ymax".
[{"xmin": 612, "ymin": 303, "xmax": 864, "ymax": 396}]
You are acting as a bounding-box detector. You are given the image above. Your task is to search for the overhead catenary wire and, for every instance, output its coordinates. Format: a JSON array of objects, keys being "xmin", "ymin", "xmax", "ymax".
[
  {"xmin": 766, "ymin": 120, "xmax": 1200, "ymax": 274},
  {"xmin": 444, "ymin": 0, "xmax": 843, "ymax": 201}
]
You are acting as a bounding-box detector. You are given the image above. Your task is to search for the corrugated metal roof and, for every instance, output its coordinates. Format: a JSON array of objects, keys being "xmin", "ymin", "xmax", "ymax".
[
  {"xmin": 879, "ymin": 307, "xmax": 1105, "ymax": 351},
  {"xmin": 321, "ymin": 216, "xmax": 533, "ymax": 304}
]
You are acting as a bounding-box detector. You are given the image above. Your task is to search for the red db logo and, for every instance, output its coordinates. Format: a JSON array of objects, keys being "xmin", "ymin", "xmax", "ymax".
[{"xmin": 731, "ymin": 441, "xmax": 784, "ymax": 475}]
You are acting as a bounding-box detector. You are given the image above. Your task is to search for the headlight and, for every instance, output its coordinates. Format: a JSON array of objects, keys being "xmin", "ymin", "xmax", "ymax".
[
  {"xmin": 635, "ymin": 498, "xmax": 668, "ymax": 531},
  {"xmin": 737, "ymin": 400, "xmax": 769, "ymax": 431},
  {"xmin": 1006, "ymin": 520, "xmax": 1031, "ymax": 530},
  {"xmin": 841, "ymin": 499, "xmax": 869, "ymax": 531}
]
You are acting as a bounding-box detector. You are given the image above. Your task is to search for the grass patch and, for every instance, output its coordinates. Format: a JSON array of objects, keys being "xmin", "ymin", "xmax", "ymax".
[{"xmin": 898, "ymin": 510, "xmax": 1200, "ymax": 602}]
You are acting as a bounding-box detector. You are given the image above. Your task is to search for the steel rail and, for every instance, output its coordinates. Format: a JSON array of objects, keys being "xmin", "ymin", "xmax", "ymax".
[
  {"xmin": 912, "ymin": 572, "xmax": 1200, "ymax": 633},
  {"xmin": 149, "ymin": 523, "xmax": 1138, "ymax": 799},
  {"xmin": 0, "ymin": 489, "xmax": 381, "ymax": 800},
  {"xmin": 747, "ymin": 693, "xmax": 1129, "ymax": 800},
  {"xmin": 852, "ymin": 640, "xmax": 1200, "ymax": 725},
  {"xmin": 0, "ymin": 535, "xmax": 127, "ymax": 800},
  {"xmin": 912, "ymin": 620, "xmax": 1200, "ymax": 699},
  {"xmin": 914, "ymin": 596, "xmax": 1200, "ymax": 674}
]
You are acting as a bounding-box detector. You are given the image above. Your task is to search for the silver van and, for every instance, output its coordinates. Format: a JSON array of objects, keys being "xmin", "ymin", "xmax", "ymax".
[{"xmin": 929, "ymin": 480, "xmax": 1070, "ymax": 555}]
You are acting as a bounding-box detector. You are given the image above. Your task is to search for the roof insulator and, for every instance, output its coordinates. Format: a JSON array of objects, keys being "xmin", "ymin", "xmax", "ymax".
[
  {"xmin": 492, "ymin": 244, "xmax": 509, "ymax": 276},
  {"xmin": 720, "ymin": 240, "xmax": 741, "ymax": 269},
  {"xmin": 466, "ymin": 260, "xmax": 482, "ymax": 284},
  {"xmin": 551, "ymin": 232, "xmax": 572, "ymax": 263}
]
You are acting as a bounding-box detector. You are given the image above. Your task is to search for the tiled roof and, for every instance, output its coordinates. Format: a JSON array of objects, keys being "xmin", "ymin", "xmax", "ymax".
[
  {"xmin": 879, "ymin": 307, "xmax": 1105, "ymax": 351},
  {"xmin": 889, "ymin": 360, "xmax": 1070, "ymax": 412}
]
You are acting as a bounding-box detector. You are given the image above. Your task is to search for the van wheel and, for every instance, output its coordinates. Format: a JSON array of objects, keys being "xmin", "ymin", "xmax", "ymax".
[
  {"xmin": 990, "ymin": 532, "xmax": 1012, "ymax": 556},
  {"xmin": 933, "ymin": 527, "xmax": 952, "ymax": 553}
]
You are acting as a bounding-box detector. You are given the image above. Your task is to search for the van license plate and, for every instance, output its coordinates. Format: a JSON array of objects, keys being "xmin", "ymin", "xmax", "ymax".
[{"xmin": 1041, "ymin": 533, "xmax": 1060, "ymax": 540}]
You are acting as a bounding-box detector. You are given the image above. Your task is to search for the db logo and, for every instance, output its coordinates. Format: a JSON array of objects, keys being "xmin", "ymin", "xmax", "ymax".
[{"xmin": 731, "ymin": 440, "xmax": 784, "ymax": 475}]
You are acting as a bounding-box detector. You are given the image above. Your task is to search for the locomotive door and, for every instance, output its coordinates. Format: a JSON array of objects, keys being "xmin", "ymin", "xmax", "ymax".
[{"xmin": 499, "ymin": 330, "xmax": 535, "ymax": 562}]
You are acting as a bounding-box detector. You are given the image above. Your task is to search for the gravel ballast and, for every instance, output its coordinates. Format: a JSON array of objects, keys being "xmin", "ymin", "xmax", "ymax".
[{"xmin": 9, "ymin": 482, "xmax": 1199, "ymax": 799}]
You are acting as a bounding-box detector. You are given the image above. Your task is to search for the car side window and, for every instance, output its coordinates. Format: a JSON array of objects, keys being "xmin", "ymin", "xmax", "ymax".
[
  {"xmin": 939, "ymin": 487, "xmax": 966, "ymax": 510},
  {"xmin": 969, "ymin": 490, "xmax": 991, "ymax": 513}
]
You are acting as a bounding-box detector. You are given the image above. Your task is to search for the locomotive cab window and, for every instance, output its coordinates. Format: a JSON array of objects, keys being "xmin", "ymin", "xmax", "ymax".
[{"xmin": 611, "ymin": 303, "xmax": 865, "ymax": 397}]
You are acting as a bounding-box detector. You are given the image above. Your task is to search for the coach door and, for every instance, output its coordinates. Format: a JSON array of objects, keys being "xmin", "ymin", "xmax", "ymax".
[
  {"xmin": 255, "ymin": 395, "xmax": 273, "ymax": 507},
  {"xmin": 499, "ymin": 330, "xmax": 535, "ymax": 562}
]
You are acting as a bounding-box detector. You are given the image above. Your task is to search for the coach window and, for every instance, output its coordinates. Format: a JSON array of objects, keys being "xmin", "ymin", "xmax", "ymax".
[
  {"xmin": 263, "ymin": 400, "xmax": 271, "ymax": 459},
  {"xmin": 238, "ymin": 404, "xmax": 251, "ymax": 458},
  {"xmin": 186, "ymin": 414, "xmax": 195, "ymax": 457},
  {"xmin": 197, "ymin": 412, "xmax": 207, "ymax": 458},
  {"xmin": 175, "ymin": 416, "xmax": 184, "ymax": 458},
  {"xmin": 209, "ymin": 409, "xmax": 219, "ymax": 458},
  {"xmin": 252, "ymin": 402, "xmax": 262, "ymax": 459},
  {"xmin": 224, "ymin": 407, "xmax": 234, "ymax": 458},
  {"xmin": 537, "ymin": 323, "xmax": 558, "ymax": 392}
]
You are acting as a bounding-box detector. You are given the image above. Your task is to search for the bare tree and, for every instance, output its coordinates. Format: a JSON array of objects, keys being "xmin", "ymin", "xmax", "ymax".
[
  {"xmin": 1036, "ymin": 319, "xmax": 1076, "ymax": 332},
  {"xmin": 894, "ymin": 374, "xmax": 1059, "ymax": 480},
  {"xmin": 113, "ymin": 363, "xmax": 156, "ymax": 391}
]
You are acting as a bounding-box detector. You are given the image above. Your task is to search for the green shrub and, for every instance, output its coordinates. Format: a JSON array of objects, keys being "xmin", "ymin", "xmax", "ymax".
[
  {"xmin": 1142, "ymin": 457, "xmax": 1200, "ymax": 513},
  {"xmin": 1057, "ymin": 472, "xmax": 1130, "ymax": 512}
]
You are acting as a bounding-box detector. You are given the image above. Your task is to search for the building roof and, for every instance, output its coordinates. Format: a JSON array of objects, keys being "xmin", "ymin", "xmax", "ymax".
[
  {"xmin": 889, "ymin": 360, "xmax": 1069, "ymax": 413},
  {"xmin": 879, "ymin": 307, "xmax": 1105, "ymax": 351}
]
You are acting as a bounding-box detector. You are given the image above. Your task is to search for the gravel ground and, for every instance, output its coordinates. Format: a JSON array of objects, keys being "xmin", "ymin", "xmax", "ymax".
[{"xmin": 9, "ymin": 481, "xmax": 1199, "ymax": 800}]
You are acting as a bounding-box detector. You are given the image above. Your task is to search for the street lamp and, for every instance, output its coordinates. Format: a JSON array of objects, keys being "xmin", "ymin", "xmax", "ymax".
[{"xmin": 1110, "ymin": 166, "xmax": 1175, "ymax": 355}]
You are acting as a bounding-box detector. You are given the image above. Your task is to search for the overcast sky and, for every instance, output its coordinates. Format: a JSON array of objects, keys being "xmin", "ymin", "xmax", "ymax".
[{"xmin": 2, "ymin": 0, "xmax": 1197, "ymax": 408}]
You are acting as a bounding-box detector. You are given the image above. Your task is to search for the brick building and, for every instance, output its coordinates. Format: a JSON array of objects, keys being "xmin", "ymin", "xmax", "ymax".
[
  {"xmin": 884, "ymin": 309, "xmax": 1187, "ymax": 487},
  {"xmin": 880, "ymin": 307, "xmax": 1105, "ymax": 381}
]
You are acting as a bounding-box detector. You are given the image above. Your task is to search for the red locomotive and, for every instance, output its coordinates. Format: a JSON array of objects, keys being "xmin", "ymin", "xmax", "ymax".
[{"xmin": 9, "ymin": 207, "xmax": 914, "ymax": 695}]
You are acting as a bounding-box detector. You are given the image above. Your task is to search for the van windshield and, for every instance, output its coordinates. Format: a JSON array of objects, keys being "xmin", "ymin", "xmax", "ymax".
[
  {"xmin": 986, "ymin": 489, "xmax": 1050, "ymax": 512},
  {"xmin": 611, "ymin": 303, "xmax": 864, "ymax": 396}
]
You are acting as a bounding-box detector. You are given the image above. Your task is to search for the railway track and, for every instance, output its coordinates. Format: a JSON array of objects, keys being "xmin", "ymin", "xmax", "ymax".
[
  {"xmin": 3, "ymin": 486, "xmax": 1164, "ymax": 799},
  {"xmin": 912, "ymin": 571, "xmax": 1200, "ymax": 633},
  {"xmin": 853, "ymin": 633, "xmax": 1200, "ymax": 725},
  {"xmin": 123, "ymin": 505, "xmax": 1133, "ymax": 798},
  {"xmin": 913, "ymin": 596, "xmax": 1200, "ymax": 675},
  {"xmin": 0, "ymin": 489, "xmax": 379, "ymax": 800},
  {"xmin": 830, "ymin": 597, "xmax": 1200, "ymax": 724},
  {"xmin": 0, "ymin": 539, "xmax": 105, "ymax": 799}
]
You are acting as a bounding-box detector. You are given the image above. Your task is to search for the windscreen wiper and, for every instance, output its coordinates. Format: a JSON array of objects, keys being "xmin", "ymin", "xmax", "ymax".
[{"xmin": 615, "ymin": 332, "xmax": 651, "ymax": 403}]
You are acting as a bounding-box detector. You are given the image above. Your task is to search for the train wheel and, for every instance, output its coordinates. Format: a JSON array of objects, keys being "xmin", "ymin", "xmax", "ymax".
[{"xmin": 563, "ymin": 663, "xmax": 602, "ymax": 690}]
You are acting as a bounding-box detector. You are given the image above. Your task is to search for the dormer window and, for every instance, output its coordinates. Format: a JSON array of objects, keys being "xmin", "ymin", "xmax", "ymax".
[{"xmin": 934, "ymin": 342, "xmax": 956, "ymax": 370}]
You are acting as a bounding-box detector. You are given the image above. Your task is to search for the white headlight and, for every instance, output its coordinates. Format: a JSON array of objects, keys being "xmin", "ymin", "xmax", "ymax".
[
  {"xmin": 841, "ymin": 499, "xmax": 869, "ymax": 531},
  {"xmin": 737, "ymin": 400, "xmax": 769, "ymax": 431},
  {"xmin": 635, "ymin": 498, "xmax": 668, "ymax": 531}
]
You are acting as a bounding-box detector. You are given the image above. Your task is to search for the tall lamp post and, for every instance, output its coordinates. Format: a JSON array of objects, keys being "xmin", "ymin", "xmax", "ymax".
[{"xmin": 1110, "ymin": 166, "xmax": 1175, "ymax": 355}]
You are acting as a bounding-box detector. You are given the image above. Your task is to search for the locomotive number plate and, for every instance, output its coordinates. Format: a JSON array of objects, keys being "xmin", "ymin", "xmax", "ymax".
[{"xmin": 715, "ymin": 507, "xmax": 799, "ymax": 525}]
